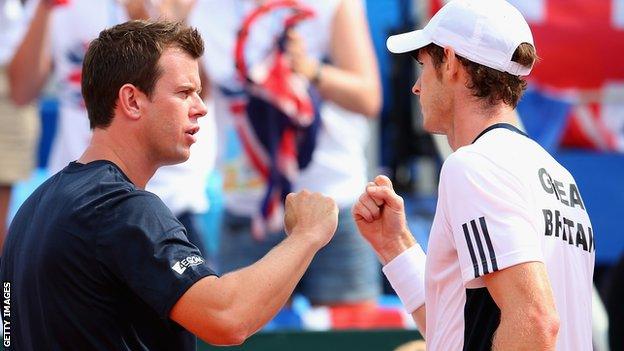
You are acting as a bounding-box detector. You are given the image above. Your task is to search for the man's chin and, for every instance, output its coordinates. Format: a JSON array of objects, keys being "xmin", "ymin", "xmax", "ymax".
[
  {"xmin": 159, "ymin": 152, "xmax": 191, "ymax": 167},
  {"xmin": 428, "ymin": 130, "xmax": 446, "ymax": 135},
  {"xmin": 422, "ymin": 124, "xmax": 445, "ymax": 135}
]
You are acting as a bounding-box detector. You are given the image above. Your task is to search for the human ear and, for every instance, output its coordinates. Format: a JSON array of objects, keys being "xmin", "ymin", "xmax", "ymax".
[
  {"xmin": 118, "ymin": 84, "xmax": 143, "ymax": 121},
  {"xmin": 443, "ymin": 46, "xmax": 460, "ymax": 80}
]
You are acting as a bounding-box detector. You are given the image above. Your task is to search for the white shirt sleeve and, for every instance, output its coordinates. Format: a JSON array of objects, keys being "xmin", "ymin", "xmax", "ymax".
[{"xmin": 439, "ymin": 150, "xmax": 544, "ymax": 287}]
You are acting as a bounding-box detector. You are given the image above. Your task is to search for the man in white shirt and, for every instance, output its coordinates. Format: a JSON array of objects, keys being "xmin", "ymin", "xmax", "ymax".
[{"xmin": 352, "ymin": 0, "xmax": 595, "ymax": 350}]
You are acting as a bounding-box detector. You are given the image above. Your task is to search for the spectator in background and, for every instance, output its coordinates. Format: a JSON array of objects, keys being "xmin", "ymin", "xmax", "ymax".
[
  {"xmin": 7, "ymin": 0, "xmax": 213, "ymax": 254},
  {"xmin": 190, "ymin": 0, "xmax": 382, "ymax": 312},
  {"xmin": 0, "ymin": 0, "xmax": 39, "ymax": 251}
]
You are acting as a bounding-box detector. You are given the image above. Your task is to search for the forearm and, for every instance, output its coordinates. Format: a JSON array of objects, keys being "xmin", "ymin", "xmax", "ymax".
[
  {"xmin": 411, "ymin": 304, "xmax": 426, "ymax": 336},
  {"xmin": 172, "ymin": 191, "xmax": 337, "ymax": 345},
  {"xmin": 381, "ymin": 236, "xmax": 427, "ymax": 335},
  {"xmin": 320, "ymin": 0, "xmax": 381, "ymax": 118},
  {"xmin": 155, "ymin": 0, "xmax": 196, "ymax": 22},
  {"xmin": 174, "ymin": 234, "xmax": 320, "ymax": 345},
  {"xmin": 377, "ymin": 229, "xmax": 416, "ymax": 265},
  {"xmin": 385, "ymin": 236, "xmax": 426, "ymax": 335},
  {"xmin": 8, "ymin": 1, "xmax": 53, "ymax": 105},
  {"xmin": 220, "ymin": 234, "xmax": 319, "ymax": 334},
  {"xmin": 484, "ymin": 263, "xmax": 560, "ymax": 351},
  {"xmin": 123, "ymin": 1, "xmax": 150, "ymax": 20},
  {"xmin": 314, "ymin": 64, "xmax": 381, "ymax": 117},
  {"xmin": 353, "ymin": 179, "xmax": 427, "ymax": 331}
]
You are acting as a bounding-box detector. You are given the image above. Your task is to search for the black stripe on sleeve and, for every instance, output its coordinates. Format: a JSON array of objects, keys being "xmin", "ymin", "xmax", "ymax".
[
  {"xmin": 462, "ymin": 223, "xmax": 480, "ymax": 278},
  {"xmin": 470, "ymin": 219, "xmax": 489, "ymax": 275},
  {"xmin": 479, "ymin": 217, "xmax": 499, "ymax": 272}
]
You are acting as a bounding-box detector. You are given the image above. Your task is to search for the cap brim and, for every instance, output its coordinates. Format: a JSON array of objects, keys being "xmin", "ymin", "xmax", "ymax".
[{"xmin": 386, "ymin": 30, "xmax": 432, "ymax": 54}]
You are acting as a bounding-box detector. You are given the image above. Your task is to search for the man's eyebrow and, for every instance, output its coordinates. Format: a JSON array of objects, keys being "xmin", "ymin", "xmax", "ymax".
[{"xmin": 177, "ymin": 83, "xmax": 201, "ymax": 92}]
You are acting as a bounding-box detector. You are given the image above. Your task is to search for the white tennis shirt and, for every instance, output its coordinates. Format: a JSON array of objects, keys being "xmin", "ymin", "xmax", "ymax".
[{"xmin": 425, "ymin": 124, "xmax": 594, "ymax": 350}]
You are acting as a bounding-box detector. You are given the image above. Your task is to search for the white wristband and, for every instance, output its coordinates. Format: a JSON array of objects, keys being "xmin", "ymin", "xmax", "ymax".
[{"xmin": 382, "ymin": 244, "xmax": 426, "ymax": 313}]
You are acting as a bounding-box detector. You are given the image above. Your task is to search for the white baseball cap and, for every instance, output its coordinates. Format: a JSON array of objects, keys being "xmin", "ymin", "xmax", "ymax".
[{"xmin": 386, "ymin": 0, "xmax": 535, "ymax": 76}]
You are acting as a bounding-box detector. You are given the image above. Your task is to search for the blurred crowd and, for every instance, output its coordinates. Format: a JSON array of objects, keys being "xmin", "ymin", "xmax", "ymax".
[
  {"xmin": 1, "ymin": 0, "xmax": 623, "ymax": 350},
  {"xmin": 0, "ymin": 0, "xmax": 389, "ymax": 331}
]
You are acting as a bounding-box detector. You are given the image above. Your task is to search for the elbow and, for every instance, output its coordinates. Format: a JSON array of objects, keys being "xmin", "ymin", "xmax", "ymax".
[
  {"xmin": 544, "ymin": 313, "xmax": 560, "ymax": 344},
  {"xmin": 6, "ymin": 61, "xmax": 42, "ymax": 106},
  {"xmin": 220, "ymin": 319, "xmax": 251, "ymax": 346},
  {"xmin": 198, "ymin": 314, "xmax": 252, "ymax": 346},
  {"xmin": 362, "ymin": 96, "xmax": 381, "ymax": 118},
  {"xmin": 530, "ymin": 309, "xmax": 560, "ymax": 347},
  {"xmin": 7, "ymin": 73, "xmax": 34, "ymax": 107},
  {"xmin": 8, "ymin": 90, "xmax": 33, "ymax": 107},
  {"xmin": 359, "ymin": 88, "xmax": 382, "ymax": 118},
  {"xmin": 210, "ymin": 329, "xmax": 248, "ymax": 346}
]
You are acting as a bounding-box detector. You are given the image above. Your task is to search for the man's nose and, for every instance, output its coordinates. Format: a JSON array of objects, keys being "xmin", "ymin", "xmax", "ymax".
[
  {"xmin": 412, "ymin": 77, "xmax": 421, "ymax": 96},
  {"xmin": 192, "ymin": 94, "xmax": 208, "ymax": 119}
]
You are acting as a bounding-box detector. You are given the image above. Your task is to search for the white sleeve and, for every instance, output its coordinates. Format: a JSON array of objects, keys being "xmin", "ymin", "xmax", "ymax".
[{"xmin": 440, "ymin": 150, "xmax": 544, "ymax": 287}]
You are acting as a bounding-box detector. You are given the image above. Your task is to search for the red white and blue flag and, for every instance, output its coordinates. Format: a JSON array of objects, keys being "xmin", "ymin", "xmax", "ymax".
[{"xmin": 231, "ymin": 0, "xmax": 321, "ymax": 238}]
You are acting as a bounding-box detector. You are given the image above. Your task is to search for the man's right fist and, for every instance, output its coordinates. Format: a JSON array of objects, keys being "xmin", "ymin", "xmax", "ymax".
[
  {"xmin": 351, "ymin": 175, "xmax": 415, "ymax": 264},
  {"xmin": 284, "ymin": 190, "xmax": 338, "ymax": 249}
]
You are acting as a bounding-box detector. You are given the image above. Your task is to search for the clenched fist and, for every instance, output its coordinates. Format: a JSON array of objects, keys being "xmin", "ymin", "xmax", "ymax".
[
  {"xmin": 351, "ymin": 175, "xmax": 416, "ymax": 264},
  {"xmin": 284, "ymin": 190, "xmax": 338, "ymax": 250}
]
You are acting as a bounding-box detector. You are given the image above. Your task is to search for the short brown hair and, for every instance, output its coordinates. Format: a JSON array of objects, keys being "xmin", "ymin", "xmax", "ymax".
[
  {"xmin": 419, "ymin": 43, "xmax": 537, "ymax": 108},
  {"xmin": 81, "ymin": 20, "xmax": 204, "ymax": 129}
]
